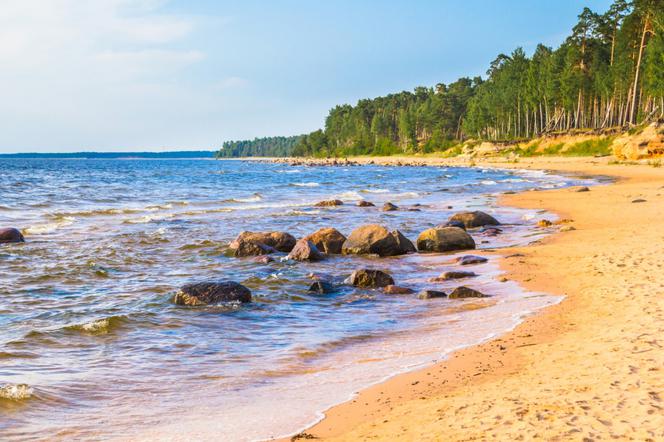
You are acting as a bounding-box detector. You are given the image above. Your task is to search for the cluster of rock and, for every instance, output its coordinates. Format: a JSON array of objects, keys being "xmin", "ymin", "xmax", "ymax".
[{"xmin": 175, "ymin": 210, "xmax": 500, "ymax": 306}]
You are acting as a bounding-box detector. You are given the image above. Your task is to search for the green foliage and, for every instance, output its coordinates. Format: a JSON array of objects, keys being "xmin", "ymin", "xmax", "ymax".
[
  {"xmin": 561, "ymin": 138, "xmax": 614, "ymax": 156},
  {"xmin": 215, "ymin": 135, "xmax": 304, "ymax": 158}
]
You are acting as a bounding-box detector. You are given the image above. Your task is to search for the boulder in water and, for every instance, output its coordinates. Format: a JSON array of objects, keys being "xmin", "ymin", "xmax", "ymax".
[
  {"xmin": 417, "ymin": 227, "xmax": 475, "ymax": 253},
  {"xmin": 357, "ymin": 200, "xmax": 375, "ymax": 207},
  {"xmin": 287, "ymin": 239, "xmax": 325, "ymax": 261},
  {"xmin": 230, "ymin": 231, "xmax": 296, "ymax": 253},
  {"xmin": 342, "ymin": 224, "xmax": 415, "ymax": 257},
  {"xmin": 348, "ymin": 269, "xmax": 394, "ymax": 288},
  {"xmin": 315, "ymin": 199, "xmax": 344, "ymax": 207},
  {"xmin": 0, "ymin": 227, "xmax": 24, "ymax": 244},
  {"xmin": 174, "ymin": 281, "xmax": 252, "ymax": 305},
  {"xmin": 418, "ymin": 289, "xmax": 447, "ymax": 299},
  {"xmin": 448, "ymin": 211, "xmax": 500, "ymax": 228},
  {"xmin": 382, "ymin": 202, "xmax": 399, "ymax": 211},
  {"xmin": 430, "ymin": 271, "xmax": 477, "ymax": 281},
  {"xmin": 233, "ymin": 239, "xmax": 277, "ymax": 257},
  {"xmin": 304, "ymin": 227, "xmax": 346, "ymax": 254},
  {"xmin": 456, "ymin": 255, "xmax": 488, "ymax": 265},
  {"xmin": 384, "ymin": 285, "xmax": 414, "ymax": 294},
  {"xmin": 308, "ymin": 280, "xmax": 336, "ymax": 294},
  {"xmin": 449, "ymin": 286, "xmax": 489, "ymax": 299}
]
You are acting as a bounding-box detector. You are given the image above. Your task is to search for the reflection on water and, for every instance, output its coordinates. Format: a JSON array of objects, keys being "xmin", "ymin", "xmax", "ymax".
[{"xmin": 0, "ymin": 159, "xmax": 591, "ymax": 440}]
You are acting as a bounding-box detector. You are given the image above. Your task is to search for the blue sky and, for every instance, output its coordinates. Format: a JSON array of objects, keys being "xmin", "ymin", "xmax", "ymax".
[{"xmin": 0, "ymin": 0, "xmax": 612, "ymax": 152}]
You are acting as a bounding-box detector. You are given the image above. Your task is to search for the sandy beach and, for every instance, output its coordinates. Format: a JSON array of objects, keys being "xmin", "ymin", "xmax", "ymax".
[{"xmin": 287, "ymin": 156, "xmax": 664, "ymax": 441}]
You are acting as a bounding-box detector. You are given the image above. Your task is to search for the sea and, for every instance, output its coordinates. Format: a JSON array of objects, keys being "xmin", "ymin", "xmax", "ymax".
[{"xmin": 0, "ymin": 158, "xmax": 594, "ymax": 441}]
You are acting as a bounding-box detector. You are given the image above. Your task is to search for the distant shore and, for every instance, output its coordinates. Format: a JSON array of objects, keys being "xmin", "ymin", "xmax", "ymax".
[{"xmin": 279, "ymin": 156, "xmax": 664, "ymax": 441}]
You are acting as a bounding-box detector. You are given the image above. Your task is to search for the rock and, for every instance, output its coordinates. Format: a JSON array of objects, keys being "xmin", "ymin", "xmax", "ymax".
[
  {"xmin": 480, "ymin": 227, "xmax": 502, "ymax": 236},
  {"xmin": 555, "ymin": 218, "xmax": 574, "ymax": 224},
  {"xmin": 438, "ymin": 220, "xmax": 466, "ymax": 230},
  {"xmin": 560, "ymin": 225, "xmax": 577, "ymax": 232},
  {"xmin": 287, "ymin": 239, "xmax": 325, "ymax": 261},
  {"xmin": 384, "ymin": 285, "xmax": 414, "ymax": 294},
  {"xmin": 416, "ymin": 227, "xmax": 475, "ymax": 253},
  {"xmin": 230, "ymin": 231, "xmax": 296, "ymax": 253},
  {"xmin": 449, "ymin": 286, "xmax": 489, "ymax": 299},
  {"xmin": 382, "ymin": 202, "xmax": 399, "ymax": 211},
  {"xmin": 308, "ymin": 281, "xmax": 335, "ymax": 294},
  {"xmin": 431, "ymin": 271, "xmax": 477, "ymax": 281},
  {"xmin": 253, "ymin": 255, "xmax": 275, "ymax": 264},
  {"xmin": 233, "ymin": 240, "xmax": 277, "ymax": 257},
  {"xmin": 357, "ymin": 200, "xmax": 375, "ymax": 207},
  {"xmin": 0, "ymin": 227, "xmax": 24, "ymax": 244},
  {"xmin": 632, "ymin": 198, "xmax": 647, "ymax": 203},
  {"xmin": 575, "ymin": 186, "xmax": 590, "ymax": 192},
  {"xmin": 418, "ymin": 290, "xmax": 447, "ymax": 299},
  {"xmin": 348, "ymin": 269, "xmax": 394, "ymax": 288},
  {"xmin": 173, "ymin": 281, "xmax": 251, "ymax": 305},
  {"xmin": 537, "ymin": 219, "xmax": 553, "ymax": 227},
  {"xmin": 303, "ymin": 227, "xmax": 346, "ymax": 254},
  {"xmin": 457, "ymin": 255, "xmax": 488, "ymax": 265},
  {"xmin": 448, "ymin": 211, "xmax": 500, "ymax": 228},
  {"xmin": 342, "ymin": 224, "xmax": 416, "ymax": 257},
  {"xmin": 315, "ymin": 199, "xmax": 344, "ymax": 207}
]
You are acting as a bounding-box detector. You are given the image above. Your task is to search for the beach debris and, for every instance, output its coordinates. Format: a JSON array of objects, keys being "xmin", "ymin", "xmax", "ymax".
[
  {"xmin": 560, "ymin": 225, "xmax": 577, "ymax": 232},
  {"xmin": 449, "ymin": 286, "xmax": 489, "ymax": 299},
  {"xmin": 417, "ymin": 227, "xmax": 476, "ymax": 253},
  {"xmin": 448, "ymin": 210, "xmax": 500, "ymax": 228},
  {"xmin": 632, "ymin": 198, "xmax": 647, "ymax": 203},
  {"xmin": 383, "ymin": 285, "xmax": 414, "ymax": 294},
  {"xmin": 357, "ymin": 200, "xmax": 375, "ymax": 207},
  {"xmin": 0, "ymin": 227, "xmax": 25, "ymax": 244},
  {"xmin": 430, "ymin": 271, "xmax": 477, "ymax": 281},
  {"xmin": 173, "ymin": 281, "xmax": 252, "ymax": 306},
  {"xmin": 314, "ymin": 199, "xmax": 343, "ymax": 207},
  {"xmin": 382, "ymin": 202, "xmax": 399, "ymax": 211},
  {"xmin": 342, "ymin": 224, "xmax": 416, "ymax": 256},
  {"xmin": 287, "ymin": 239, "xmax": 325, "ymax": 262},
  {"xmin": 303, "ymin": 227, "xmax": 346, "ymax": 254},
  {"xmin": 574, "ymin": 186, "xmax": 590, "ymax": 192},
  {"xmin": 308, "ymin": 280, "xmax": 335, "ymax": 294},
  {"xmin": 417, "ymin": 289, "xmax": 447, "ymax": 299},
  {"xmin": 232, "ymin": 240, "xmax": 277, "ymax": 257},
  {"xmin": 456, "ymin": 255, "xmax": 488, "ymax": 265},
  {"xmin": 537, "ymin": 219, "xmax": 553, "ymax": 227},
  {"xmin": 230, "ymin": 231, "xmax": 296, "ymax": 253},
  {"xmin": 253, "ymin": 255, "xmax": 275, "ymax": 264},
  {"xmin": 348, "ymin": 269, "xmax": 394, "ymax": 288}
]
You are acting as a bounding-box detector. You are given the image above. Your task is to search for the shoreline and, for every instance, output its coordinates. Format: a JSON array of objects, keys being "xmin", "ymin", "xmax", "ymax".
[{"xmin": 279, "ymin": 156, "xmax": 664, "ymax": 441}]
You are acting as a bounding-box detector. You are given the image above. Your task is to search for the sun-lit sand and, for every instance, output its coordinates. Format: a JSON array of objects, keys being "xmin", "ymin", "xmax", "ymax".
[{"xmin": 287, "ymin": 156, "xmax": 664, "ymax": 441}]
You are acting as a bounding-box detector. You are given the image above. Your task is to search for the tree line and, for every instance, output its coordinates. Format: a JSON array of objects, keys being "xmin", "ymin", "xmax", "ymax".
[
  {"xmin": 217, "ymin": 0, "xmax": 663, "ymax": 157},
  {"xmin": 215, "ymin": 135, "xmax": 303, "ymax": 158}
]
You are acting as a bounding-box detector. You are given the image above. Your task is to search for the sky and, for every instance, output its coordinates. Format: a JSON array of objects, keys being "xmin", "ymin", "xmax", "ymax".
[{"xmin": 0, "ymin": 0, "xmax": 613, "ymax": 153}]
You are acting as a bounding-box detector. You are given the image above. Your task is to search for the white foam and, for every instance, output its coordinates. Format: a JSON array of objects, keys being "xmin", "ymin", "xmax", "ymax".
[
  {"xmin": 0, "ymin": 384, "xmax": 33, "ymax": 400},
  {"xmin": 292, "ymin": 182, "xmax": 320, "ymax": 187}
]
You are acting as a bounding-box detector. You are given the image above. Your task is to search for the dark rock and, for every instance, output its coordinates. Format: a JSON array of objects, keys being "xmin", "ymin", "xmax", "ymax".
[
  {"xmin": 449, "ymin": 286, "xmax": 489, "ymax": 299},
  {"xmin": 233, "ymin": 240, "xmax": 277, "ymax": 257},
  {"xmin": 174, "ymin": 281, "xmax": 251, "ymax": 305},
  {"xmin": 287, "ymin": 239, "xmax": 325, "ymax": 261},
  {"xmin": 417, "ymin": 290, "xmax": 447, "ymax": 299},
  {"xmin": 303, "ymin": 227, "xmax": 346, "ymax": 254},
  {"xmin": 382, "ymin": 202, "xmax": 399, "ymax": 211},
  {"xmin": 308, "ymin": 281, "xmax": 335, "ymax": 294},
  {"xmin": 342, "ymin": 224, "xmax": 416, "ymax": 257},
  {"xmin": 0, "ymin": 227, "xmax": 24, "ymax": 244},
  {"xmin": 430, "ymin": 271, "xmax": 477, "ymax": 281},
  {"xmin": 457, "ymin": 255, "xmax": 488, "ymax": 265},
  {"xmin": 575, "ymin": 186, "xmax": 590, "ymax": 192},
  {"xmin": 537, "ymin": 219, "xmax": 553, "ymax": 227},
  {"xmin": 348, "ymin": 269, "xmax": 394, "ymax": 288},
  {"xmin": 230, "ymin": 231, "xmax": 296, "ymax": 253},
  {"xmin": 253, "ymin": 255, "xmax": 275, "ymax": 264},
  {"xmin": 439, "ymin": 220, "xmax": 466, "ymax": 230},
  {"xmin": 383, "ymin": 285, "xmax": 414, "ymax": 294},
  {"xmin": 503, "ymin": 191, "xmax": 517, "ymax": 195},
  {"xmin": 480, "ymin": 227, "xmax": 502, "ymax": 236},
  {"xmin": 449, "ymin": 211, "xmax": 500, "ymax": 228},
  {"xmin": 315, "ymin": 199, "xmax": 344, "ymax": 207},
  {"xmin": 632, "ymin": 198, "xmax": 647, "ymax": 203},
  {"xmin": 357, "ymin": 200, "xmax": 375, "ymax": 207},
  {"xmin": 416, "ymin": 227, "xmax": 476, "ymax": 253}
]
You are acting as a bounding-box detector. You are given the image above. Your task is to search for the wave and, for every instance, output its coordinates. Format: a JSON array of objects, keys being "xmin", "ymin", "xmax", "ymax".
[
  {"xmin": 48, "ymin": 201, "xmax": 189, "ymax": 218},
  {"xmin": 360, "ymin": 188, "xmax": 389, "ymax": 194},
  {"xmin": 123, "ymin": 213, "xmax": 176, "ymax": 224},
  {"xmin": 480, "ymin": 180, "xmax": 498, "ymax": 185},
  {"xmin": 0, "ymin": 384, "xmax": 33, "ymax": 401},
  {"xmin": 291, "ymin": 182, "xmax": 320, "ymax": 187},
  {"xmin": 336, "ymin": 191, "xmax": 363, "ymax": 201},
  {"xmin": 24, "ymin": 216, "xmax": 76, "ymax": 234},
  {"xmin": 64, "ymin": 316, "xmax": 126, "ymax": 334}
]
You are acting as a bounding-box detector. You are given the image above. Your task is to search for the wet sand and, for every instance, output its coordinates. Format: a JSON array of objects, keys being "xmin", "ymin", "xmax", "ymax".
[{"xmin": 285, "ymin": 156, "xmax": 664, "ymax": 441}]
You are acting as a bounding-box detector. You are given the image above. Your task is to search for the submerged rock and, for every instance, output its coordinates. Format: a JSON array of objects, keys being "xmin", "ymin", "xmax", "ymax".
[
  {"xmin": 456, "ymin": 255, "xmax": 488, "ymax": 265},
  {"xmin": 253, "ymin": 255, "xmax": 275, "ymax": 264},
  {"xmin": 348, "ymin": 269, "xmax": 394, "ymax": 288},
  {"xmin": 287, "ymin": 239, "xmax": 325, "ymax": 261},
  {"xmin": 574, "ymin": 186, "xmax": 590, "ymax": 192},
  {"xmin": 230, "ymin": 231, "xmax": 296, "ymax": 253},
  {"xmin": 418, "ymin": 289, "xmax": 447, "ymax": 299},
  {"xmin": 439, "ymin": 220, "xmax": 466, "ymax": 230},
  {"xmin": 449, "ymin": 286, "xmax": 489, "ymax": 299},
  {"xmin": 357, "ymin": 200, "xmax": 375, "ymax": 207},
  {"xmin": 383, "ymin": 285, "xmax": 414, "ymax": 294},
  {"xmin": 233, "ymin": 240, "xmax": 277, "ymax": 257},
  {"xmin": 0, "ymin": 227, "xmax": 25, "ymax": 244},
  {"xmin": 304, "ymin": 227, "xmax": 346, "ymax": 254},
  {"xmin": 449, "ymin": 211, "xmax": 500, "ymax": 228},
  {"xmin": 431, "ymin": 271, "xmax": 477, "ymax": 281},
  {"xmin": 416, "ymin": 227, "xmax": 475, "ymax": 253},
  {"xmin": 342, "ymin": 224, "xmax": 415, "ymax": 257},
  {"xmin": 315, "ymin": 199, "xmax": 344, "ymax": 207},
  {"xmin": 382, "ymin": 202, "xmax": 399, "ymax": 212},
  {"xmin": 308, "ymin": 280, "xmax": 336, "ymax": 294},
  {"xmin": 174, "ymin": 281, "xmax": 252, "ymax": 305}
]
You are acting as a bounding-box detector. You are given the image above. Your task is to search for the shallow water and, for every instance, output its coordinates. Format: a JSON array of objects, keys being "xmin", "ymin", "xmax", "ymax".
[{"xmin": 0, "ymin": 159, "xmax": 592, "ymax": 440}]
